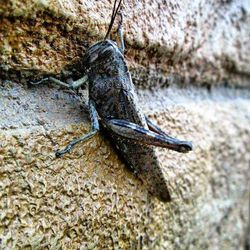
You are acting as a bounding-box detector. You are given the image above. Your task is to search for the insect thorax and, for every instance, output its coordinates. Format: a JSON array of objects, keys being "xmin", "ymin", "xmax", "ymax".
[{"xmin": 84, "ymin": 40, "xmax": 128, "ymax": 78}]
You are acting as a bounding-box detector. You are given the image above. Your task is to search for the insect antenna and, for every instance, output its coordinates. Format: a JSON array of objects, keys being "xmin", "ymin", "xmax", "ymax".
[{"xmin": 104, "ymin": 0, "xmax": 123, "ymax": 40}]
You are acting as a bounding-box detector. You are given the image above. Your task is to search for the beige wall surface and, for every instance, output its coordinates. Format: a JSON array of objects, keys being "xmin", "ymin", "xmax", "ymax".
[{"xmin": 0, "ymin": 0, "xmax": 250, "ymax": 249}]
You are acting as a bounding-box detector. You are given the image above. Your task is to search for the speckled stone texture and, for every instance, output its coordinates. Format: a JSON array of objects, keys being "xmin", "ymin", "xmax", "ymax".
[
  {"xmin": 0, "ymin": 0, "xmax": 250, "ymax": 249},
  {"xmin": 0, "ymin": 0, "xmax": 250, "ymax": 87}
]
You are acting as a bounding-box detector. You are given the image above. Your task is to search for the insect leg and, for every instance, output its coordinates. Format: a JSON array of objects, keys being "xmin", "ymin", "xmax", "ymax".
[
  {"xmin": 30, "ymin": 75, "xmax": 88, "ymax": 90},
  {"xmin": 55, "ymin": 101, "xmax": 99, "ymax": 157},
  {"xmin": 106, "ymin": 119, "xmax": 192, "ymax": 153},
  {"xmin": 146, "ymin": 117, "xmax": 179, "ymax": 140},
  {"xmin": 117, "ymin": 12, "xmax": 125, "ymax": 54},
  {"xmin": 146, "ymin": 117, "xmax": 168, "ymax": 136}
]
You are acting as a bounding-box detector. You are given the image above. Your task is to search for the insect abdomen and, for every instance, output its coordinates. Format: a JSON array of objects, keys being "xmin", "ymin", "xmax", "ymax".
[{"xmin": 109, "ymin": 137, "xmax": 171, "ymax": 202}]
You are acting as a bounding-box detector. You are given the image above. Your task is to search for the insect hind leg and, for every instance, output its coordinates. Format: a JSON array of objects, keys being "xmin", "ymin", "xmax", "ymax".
[
  {"xmin": 106, "ymin": 118, "xmax": 192, "ymax": 153},
  {"xmin": 146, "ymin": 117, "xmax": 180, "ymax": 140},
  {"xmin": 55, "ymin": 101, "xmax": 99, "ymax": 157},
  {"xmin": 146, "ymin": 117, "xmax": 167, "ymax": 136}
]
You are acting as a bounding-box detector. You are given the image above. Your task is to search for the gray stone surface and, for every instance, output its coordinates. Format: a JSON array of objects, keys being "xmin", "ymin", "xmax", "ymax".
[
  {"xmin": 0, "ymin": 0, "xmax": 250, "ymax": 249},
  {"xmin": 0, "ymin": 80, "xmax": 249, "ymax": 249}
]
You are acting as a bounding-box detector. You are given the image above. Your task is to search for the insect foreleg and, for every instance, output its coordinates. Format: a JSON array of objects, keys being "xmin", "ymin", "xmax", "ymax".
[
  {"xmin": 55, "ymin": 101, "xmax": 99, "ymax": 157},
  {"xmin": 117, "ymin": 12, "xmax": 125, "ymax": 54},
  {"xmin": 30, "ymin": 75, "xmax": 88, "ymax": 90},
  {"xmin": 70, "ymin": 75, "xmax": 88, "ymax": 89},
  {"xmin": 106, "ymin": 119, "xmax": 192, "ymax": 153}
]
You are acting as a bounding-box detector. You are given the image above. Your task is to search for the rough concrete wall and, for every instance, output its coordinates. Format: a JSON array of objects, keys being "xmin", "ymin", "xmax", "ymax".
[{"xmin": 0, "ymin": 0, "xmax": 250, "ymax": 249}]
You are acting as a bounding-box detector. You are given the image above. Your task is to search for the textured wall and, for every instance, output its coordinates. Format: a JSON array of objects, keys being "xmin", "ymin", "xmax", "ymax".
[
  {"xmin": 1, "ymin": 0, "xmax": 250, "ymax": 87},
  {"xmin": 0, "ymin": 0, "xmax": 250, "ymax": 249}
]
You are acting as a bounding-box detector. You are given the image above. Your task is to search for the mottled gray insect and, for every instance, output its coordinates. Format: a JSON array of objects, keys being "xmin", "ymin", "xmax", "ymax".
[{"xmin": 31, "ymin": 0, "xmax": 192, "ymax": 202}]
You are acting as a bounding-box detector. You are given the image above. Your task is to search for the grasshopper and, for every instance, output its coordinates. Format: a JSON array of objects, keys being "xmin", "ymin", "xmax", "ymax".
[{"xmin": 30, "ymin": 0, "xmax": 192, "ymax": 202}]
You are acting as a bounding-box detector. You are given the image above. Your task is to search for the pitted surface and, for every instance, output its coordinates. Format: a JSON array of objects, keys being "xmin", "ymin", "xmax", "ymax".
[
  {"xmin": 0, "ymin": 81, "xmax": 249, "ymax": 249},
  {"xmin": 0, "ymin": 0, "xmax": 250, "ymax": 249}
]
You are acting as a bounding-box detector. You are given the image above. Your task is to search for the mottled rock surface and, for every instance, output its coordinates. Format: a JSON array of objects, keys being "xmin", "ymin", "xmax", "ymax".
[
  {"xmin": 0, "ymin": 0, "xmax": 250, "ymax": 249},
  {"xmin": 0, "ymin": 0, "xmax": 250, "ymax": 87}
]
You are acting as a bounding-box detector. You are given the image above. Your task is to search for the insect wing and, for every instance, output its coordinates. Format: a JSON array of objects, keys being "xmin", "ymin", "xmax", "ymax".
[{"xmin": 108, "ymin": 134, "xmax": 172, "ymax": 202}]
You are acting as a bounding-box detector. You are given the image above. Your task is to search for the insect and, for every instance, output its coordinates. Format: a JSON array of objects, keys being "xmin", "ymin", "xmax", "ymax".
[{"xmin": 30, "ymin": 0, "xmax": 192, "ymax": 202}]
